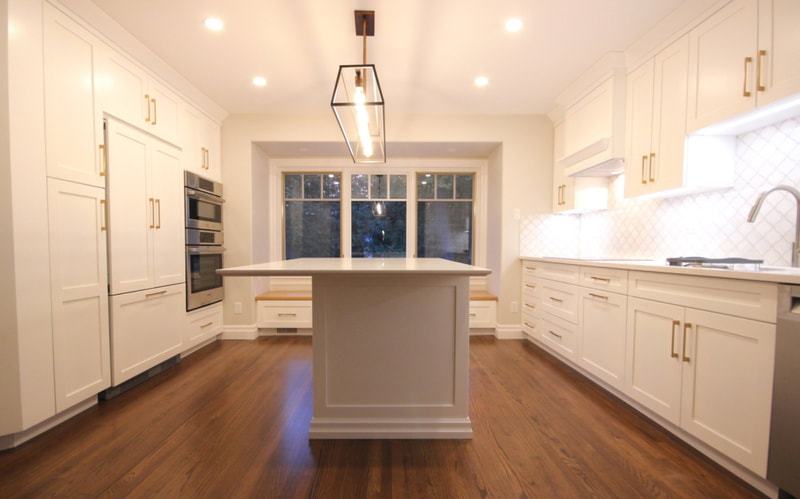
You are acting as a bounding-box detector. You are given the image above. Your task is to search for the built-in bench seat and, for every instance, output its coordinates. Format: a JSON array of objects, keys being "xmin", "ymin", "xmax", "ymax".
[{"xmin": 255, "ymin": 289, "xmax": 497, "ymax": 333}]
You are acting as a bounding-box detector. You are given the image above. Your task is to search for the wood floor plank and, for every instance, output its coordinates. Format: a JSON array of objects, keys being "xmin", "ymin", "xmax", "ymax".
[{"xmin": 0, "ymin": 336, "xmax": 764, "ymax": 498}]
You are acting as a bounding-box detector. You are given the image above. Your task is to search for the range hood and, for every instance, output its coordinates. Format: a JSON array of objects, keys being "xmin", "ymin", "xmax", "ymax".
[{"xmin": 558, "ymin": 138, "xmax": 625, "ymax": 177}]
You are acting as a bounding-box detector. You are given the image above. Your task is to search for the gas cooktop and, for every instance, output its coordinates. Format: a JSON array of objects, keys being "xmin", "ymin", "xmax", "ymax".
[{"xmin": 666, "ymin": 256, "xmax": 764, "ymax": 267}]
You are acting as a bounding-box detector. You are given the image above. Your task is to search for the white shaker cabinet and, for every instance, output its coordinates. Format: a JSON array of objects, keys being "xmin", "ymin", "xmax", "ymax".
[
  {"xmin": 46, "ymin": 179, "xmax": 110, "ymax": 412},
  {"xmin": 578, "ymin": 288, "xmax": 627, "ymax": 391},
  {"xmin": 105, "ymin": 119, "xmax": 184, "ymax": 295},
  {"xmin": 625, "ymin": 36, "xmax": 691, "ymax": 198},
  {"xmin": 109, "ymin": 284, "xmax": 184, "ymax": 385},
  {"xmin": 42, "ymin": 3, "xmax": 105, "ymax": 188},
  {"xmin": 686, "ymin": 0, "xmax": 800, "ymax": 133},
  {"xmin": 183, "ymin": 105, "xmax": 222, "ymax": 182},
  {"xmin": 98, "ymin": 48, "xmax": 180, "ymax": 145}
]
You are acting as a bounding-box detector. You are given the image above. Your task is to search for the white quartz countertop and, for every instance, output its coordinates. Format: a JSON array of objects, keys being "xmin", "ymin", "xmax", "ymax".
[
  {"xmin": 218, "ymin": 257, "xmax": 492, "ymax": 277},
  {"xmin": 520, "ymin": 256, "xmax": 800, "ymax": 285}
]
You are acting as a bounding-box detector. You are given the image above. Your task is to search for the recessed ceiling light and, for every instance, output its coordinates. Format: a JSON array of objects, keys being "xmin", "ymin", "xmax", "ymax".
[
  {"xmin": 505, "ymin": 18, "xmax": 523, "ymax": 32},
  {"xmin": 204, "ymin": 18, "xmax": 223, "ymax": 31},
  {"xmin": 253, "ymin": 77, "xmax": 267, "ymax": 86},
  {"xmin": 475, "ymin": 76, "xmax": 489, "ymax": 87}
]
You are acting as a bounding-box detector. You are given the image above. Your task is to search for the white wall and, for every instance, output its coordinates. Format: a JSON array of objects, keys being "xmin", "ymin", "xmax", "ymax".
[{"xmin": 220, "ymin": 113, "xmax": 553, "ymax": 329}]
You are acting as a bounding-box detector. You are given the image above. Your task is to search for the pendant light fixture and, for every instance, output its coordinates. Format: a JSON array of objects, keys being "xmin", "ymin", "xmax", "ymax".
[{"xmin": 331, "ymin": 10, "xmax": 386, "ymax": 163}]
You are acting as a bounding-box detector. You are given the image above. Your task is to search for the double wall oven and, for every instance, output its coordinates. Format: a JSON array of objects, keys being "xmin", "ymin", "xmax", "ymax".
[{"xmin": 185, "ymin": 171, "xmax": 225, "ymax": 311}]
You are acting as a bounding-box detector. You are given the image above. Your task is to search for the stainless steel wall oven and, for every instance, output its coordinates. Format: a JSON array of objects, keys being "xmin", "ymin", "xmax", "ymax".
[{"xmin": 185, "ymin": 171, "xmax": 224, "ymax": 311}]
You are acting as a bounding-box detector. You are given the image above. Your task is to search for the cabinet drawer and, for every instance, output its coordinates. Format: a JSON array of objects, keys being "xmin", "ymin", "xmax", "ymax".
[
  {"xmin": 522, "ymin": 295, "xmax": 541, "ymax": 317},
  {"xmin": 580, "ymin": 266, "xmax": 628, "ymax": 293},
  {"xmin": 469, "ymin": 300, "xmax": 496, "ymax": 328},
  {"xmin": 521, "ymin": 311, "xmax": 540, "ymax": 338},
  {"xmin": 539, "ymin": 279, "xmax": 580, "ymax": 324},
  {"xmin": 628, "ymin": 271, "xmax": 777, "ymax": 323},
  {"xmin": 257, "ymin": 300, "xmax": 312, "ymax": 328},
  {"xmin": 522, "ymin": 278, "xmax": 541, "ymax": 301},
  {"xmin": 539, "ymin": 314, "xmax": 578, "ymax": 361},
  {"xmin": 522, "ymin": 260, "xmax": 580, "ymax": 284},
  {"xmin": 185, "ymin": 304, "xmax": 222, "ymax": 347}
]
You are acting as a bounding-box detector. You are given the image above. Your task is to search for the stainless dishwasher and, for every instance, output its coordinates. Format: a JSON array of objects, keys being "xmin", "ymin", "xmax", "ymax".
[{"xmin": 769, "ymin": 285, "xmax": 800, "ymax": 499}]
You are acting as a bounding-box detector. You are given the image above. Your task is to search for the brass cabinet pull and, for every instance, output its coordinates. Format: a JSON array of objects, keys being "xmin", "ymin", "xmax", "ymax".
[
  {"xmin": 278, "ymin": 313, "xmax": 297, "ymax": 317},
  {"xmin": 200, "ymin": 321, "xmax": 214, "ymax": 329},
  {"xmin": 641, "ymin": 155, "xmax": 648, "ymax": 184},
  {"xmin": 524, "ymin": 303, "xmax": 535, "ymax": 309},
  {"xmin": 588, "ymin": 292, "xmax": 608, "ymax": 300},
  {"xmin": 589, "ymin": 276, "xmax": 611, "ymax": 282},
  {"xmin": 649, "ymin": 153, "xmax": 656, "ymax": 182},
  {"xmin": 548, "ymin": 330, "xmax": 562, "ymax": 339},
  {"xmin": 146, "ymin": 290, "xmax": 167, "ymax": 298},
  {"xmin": 757, "ymin": 49, "xmax": 766, "ymax": 91},
  {"xmin": 524, "ymin": 321, "xmax": 536, "ymax": 329},
  {"xmin": 743, "ymin": 57, "xmax": 752, "ymax": 97},
  {"xmin": 145, "ymin": 94, "xmax": 151, "ymax": 122},
  {"xmin": 558, "ymin": 185, "xmax": 563, "ymax": 205},
  {"xmin": 549, "ymin": 296, "xmax": 563, "ymax": 303},
  {"xmin": 524, "ymin": 283, "xmax": 536, "ymax": 289},
  {"xmin": 100, "ymin": 199, "xmax": 107, "ymax": 231},
  {"xmin": 149, "ymin": 198, "xmax": 155, "ymax": 228},
  {"xmin": 99, "ymin": 144, "xmax": 106, "ymax": 176},
  {"xmin": 155, "ymin": 199, "xmax": 161, "ymax": 229},
  {"xmin": 151, "ymin": 98, "xmax": 157, "ymax": 125},
  {"xmin": 206, "ymin": 148, "xmax": 210, "ymax": 169},
  {"xmin": 682, "ymin": 322, "xmax": 692, "ymax": 362},
  {"xmin": 469, "ymin": 313, "xmax": 477, "ymax": 317},
  {"xmin": 671, "ymin": 320, "xmax": 680, "ymax": 359},
  {"xmin": 525, "ymin": 266, "xmax": 536, "ymax": 271}
]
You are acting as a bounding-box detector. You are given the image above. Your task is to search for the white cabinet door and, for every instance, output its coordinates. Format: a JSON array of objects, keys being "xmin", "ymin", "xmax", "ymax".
[
  {"xmin": 625, "ymin": 297, "xmax": 684, "ymax": 424},
  {"xmin": 47, "ymin": 179, "xmax": 110, "ymax": 411},
  {"xmin": 624, "ymin": 58, "xmax": 655, "ymax": 199},
  {"xmin": 183, "ymin": 105, "xmax": 222, "ymax": 182},
  {"xmin": 110, "ymin": 284, "xmax": 184, "ymax": 385},
  {"xmin": 552, "ymin": 122, "xmax": 574, "ymax": 213},
  {"xmin": 98, "ymin": 47, "xmax": 149, "ymax": 129},
  {"xmin": 686, "ymin": 0, "xmax": 759, "ymax": 132},
  {"xmin": 184, "ymin": 303, "xmax": 223, "ymax": 350},
  {"xmin": 757, "ymin": 0, "xmax": 800, "ymax": 107},
  {"xmin": 42, "ymin": 4, "xmax": 104, "ymax": 188},
  {"xmin": 150, "ymin": 141, "xmax": 184, "ymax": 288},
  {"xmin": 680, "ymin": 309, "xmax": 775, "ymax": 476},
  {"xmin": 106, "ymin": 121, "xmax": 152, "ymax": 294},
  {"xmin": 578, "ymin": 289, "xmax": 627, "ymax": 391},
  {"xmin": 147, "ymin": 79, "xmax": 181, "ymax": 146}
]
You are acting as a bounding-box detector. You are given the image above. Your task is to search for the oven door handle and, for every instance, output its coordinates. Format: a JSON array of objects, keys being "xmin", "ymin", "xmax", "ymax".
[
  {"xmin": 186, "ymin": 188, "xmax": 225, "ymax": 204},
  {"xmin": 187, "ymin": 246, "xmax": 226, "ymax": 254}
]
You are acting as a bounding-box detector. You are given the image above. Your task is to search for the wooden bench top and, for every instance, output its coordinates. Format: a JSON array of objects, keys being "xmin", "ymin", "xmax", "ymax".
[{"xmin": 256, "ymin": 289, "xmax": 498, "ymax": 301}]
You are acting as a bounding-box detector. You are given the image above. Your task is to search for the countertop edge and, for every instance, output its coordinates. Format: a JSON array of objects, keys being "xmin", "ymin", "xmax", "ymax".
[{"xmin": 520, "ymin": 256, "xmax": 800, "ymax": 285}]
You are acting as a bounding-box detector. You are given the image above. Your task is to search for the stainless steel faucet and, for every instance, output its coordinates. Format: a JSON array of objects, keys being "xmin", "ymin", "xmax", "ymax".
[{"xmin": 747, "ymin": 185, "xmax": 800, "ymax": 267}]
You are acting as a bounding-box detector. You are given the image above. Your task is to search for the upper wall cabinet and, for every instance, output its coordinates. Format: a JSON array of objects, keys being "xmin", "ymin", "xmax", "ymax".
[
  {"xmin": 686, "ymin": 0, "xmax": 800, "ymax": 133},
  {"xmin": 97, "ymin": 49, "xmax": 181, "ymax": 145},
  {"xmin": 183, "ymin": 104, "xmax": 222, "ymax": 182},
  {"xmin": 559, "ymin": 71, "xmax": 626, "ymax": 177},
  {"xmin": 43, "ymin": 4, "xmax": 105, "ymax": 188},
  {"xmin": 625, "ymin": 36, "xmax": 691, "ymax": 198}
]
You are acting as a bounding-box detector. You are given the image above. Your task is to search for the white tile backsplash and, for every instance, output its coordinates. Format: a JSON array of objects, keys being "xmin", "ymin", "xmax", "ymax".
[{"xmin": 521, "ymin": 116, "xmax": 800, "ymax": 266}]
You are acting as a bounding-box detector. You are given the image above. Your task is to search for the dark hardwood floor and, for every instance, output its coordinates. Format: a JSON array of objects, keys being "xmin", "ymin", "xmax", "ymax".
[{"xmin": 0, "ymin": 336, "xmax": 762, "ymax": 498}]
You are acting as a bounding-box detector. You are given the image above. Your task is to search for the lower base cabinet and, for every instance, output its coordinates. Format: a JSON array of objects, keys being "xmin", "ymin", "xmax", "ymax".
[
  {"xmin": 109, "ymin": 283, "xmax": 184, "ymax": 385},
  {"xmin": 578, "ymin": 289, "xmax": 627, "ymax": 391},
  {"xmin": 184, "ymin": 303, "xmax": 223, "ymax": 351},
  {"xmin": 626, "ymin": 297, "xmax": 776, "ymax": 476}
]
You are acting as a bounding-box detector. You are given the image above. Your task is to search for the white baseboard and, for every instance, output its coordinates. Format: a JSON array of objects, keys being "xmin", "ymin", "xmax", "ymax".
[
  {"xmin": 221, "ymin": 324, "xmax": 258, "ymax": 340},
  {"xmin": 494, "ymin": 323, "xmax": 524, "ymax": 339}
]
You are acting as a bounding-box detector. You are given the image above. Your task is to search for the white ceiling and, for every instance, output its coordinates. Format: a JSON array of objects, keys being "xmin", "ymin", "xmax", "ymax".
[{"xmin": 88, "ymin": 0, "xmax": 695, "ymax": 117}]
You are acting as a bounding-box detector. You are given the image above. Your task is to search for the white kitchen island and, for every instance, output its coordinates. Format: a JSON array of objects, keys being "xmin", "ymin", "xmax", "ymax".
[{"xmin": 217, "ymin": 258, "xmax": 491, "ymax": 439}]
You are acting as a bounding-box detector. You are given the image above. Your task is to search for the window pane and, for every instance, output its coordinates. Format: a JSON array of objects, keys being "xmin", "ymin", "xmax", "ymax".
[
  {"xmin": 304, "ymin": 174, "xmax": 321, "ymax": 199},
  {"xmin": 370, "ymin": 174, "xmax": 388, "ymax": 199},
  {"xmin": 436, "ymin": 175, "xmax": 454, "ymax": 199},
  {"xmin": 352, "ymin": 201, "xmax": 406, "ymax": 258},
  {"xmin": 456, "ymin": 174, "xmax": 474, "ymax": 199},
  {"xmin": 284, "ymin": 201, "xmax": 341, "ymax": 259},
  {"xmin": 351, "ymin": 174, "xmax": 368, "ymax": 199},
  {"xmin": 323, "ymin": 174, "xmax": 341, "ymax": 199},
  {"xmin": 390, "ymin": 175, "xmax": 407, "ymax": 199},
  {"xmin": 417, "ymin": 201, "xmax": 472, "ymax": 264},
  {"xmin": 284, "ymin": 174, "xmax": 302, "ymax": 199},
  {"xmin": 417, "ymin": 174, "xmax": 434, "ymax": 199}
]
